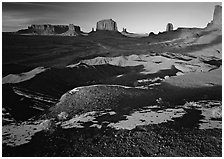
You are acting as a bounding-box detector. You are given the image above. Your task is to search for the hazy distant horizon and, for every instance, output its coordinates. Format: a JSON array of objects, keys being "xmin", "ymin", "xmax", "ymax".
[{"xmin": 2, "ymin": 2, "xmax": 222, "ymax": 34}]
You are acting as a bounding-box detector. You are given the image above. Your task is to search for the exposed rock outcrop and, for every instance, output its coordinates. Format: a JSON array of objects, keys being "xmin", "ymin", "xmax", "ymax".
[
  {"xmin": 122, "ymin": 28, "xmax": 128, "ymax": 33},
  {"xmin": 206, "ymin": 5, "xmax": 222, "ymax": 30},
  {"xmin": 28, "ymin": 24, "xmax": 68, "ymax": 35},
  {"xmin": 149, "ymin": 32, "xmax": 155, "ymax": 36},
  {"xmin": 17, "ymin": 24, "xmax": 86, "ymax": 36},
  {"xmin": 166, "ymin": 23, "xmax": 174, "ymax": 32},
  {"xmin": 121, "ymin": 28, "xmax": 148, "ymax": 37},
  {"xmin": 96, "ymin": 19, "xmax": 117, "ymax": 31},
  {"xmin": 148, "ymin": 27, "xmax": 202, "ymax": 40},
  {"xmin": 17, "ymin": 24, "xmax": 87, "ymax": 36},
  {"xmin": 60, "ymin": 24, "xmax": 81, "ymax": 36},
  {"xmin": 18, "ymin": 24, "xmax": 68, "ymax": 35}
]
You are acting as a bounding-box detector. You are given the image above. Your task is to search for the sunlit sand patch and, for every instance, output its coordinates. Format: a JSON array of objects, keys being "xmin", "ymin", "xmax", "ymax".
[
  {"xmin": 199, "ymin": 107, "xmax": 222, "ymax": 129},
  {"xmin": 2, "ymin": 67, "xmax": 46, "ymax": 84},
  {"xmin": 66, "ymin": 52, "xmax": 219, "ymax": 76},
  {"xmin": 3, "ymin": 112, "xmax": 109, "ymax": 147},
  {"xmin": 107, "ymin": 106, "xmax": 186, "ymax": 130},
  {"xmin": 174, "ymin": 57, "xmax": 217, "ymax": 73},
  {"xmin": 135, "ymin": 86, "xmax": 151, "ymax": 89},
  {"xmin": 164, "ymin": 76, "xmax": 169, "ymax": 79},
  {"xmin": 68, "ymin": 87, "xmax": 80, "ymax": 94},
  {"xmin": 176, "ymin": 72, "xmax": 184, "ymax": 76},
  {"xmin": 107, "ymin": 100, "xmax": 222, "ymax": 130},
  {"xmin": 60, "ymin": 110, "xmax": 117, "ymax": 129},
  {"xmin": 189, "ymin": 43, "xmax": 222, "ymax": 59},
  {"xmin": 61, "ymin": 111, "xmax": 98, "ymax": 129},
  {"xmin": 89, "ymin": 124, "xmax": 102, "ymax": 129},
  {"xmin": 164, "ymin": 67, "xmax": 222, "ymax": 88},
  {"xmin": 78, "ymin": 54, "xmax": 188, "ymax": 74},
  {"xmin": 66, "ymin": 62, "xmax": 81, "ymax": 68},
  {"xmin": 116, "ymin": 74, "xmax": 124, "ymax": 78},
  {"xmin": 137, "ymin": 77, "xmax": 163, "ymax": 84},
  {"xmin": 3, "ymin": 100, "xmax": 221, "ymax": 147},
  {"xmin": 2, "ymin": 120, "xmax": 50, "ymax": 147},
  {"xmin": 76, "ymin": 53, "xmax": 219, "ymax": 76},
  {"xmin": 183, "ymin": 100, "xmax": 222, "ymax": 129},
  {"xmin": 66, "ymin": 84, "xmax": 138, "ymax": 96},
  {"xmin": 2, "ymin": 107, "xmax": 15, "ymax": 125},
  {"xmin": 135, "ymin": 77, "xmax": 164, "ymax": 89},
  {"xmin": 195, "ymin": 30, "xmax": 221, "ymax": 45}
]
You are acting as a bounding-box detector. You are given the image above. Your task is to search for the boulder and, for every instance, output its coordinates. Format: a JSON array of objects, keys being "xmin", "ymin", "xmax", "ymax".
[
  {"xmin": 96, "ymin": 19, "xmax": 118, "ymax": 31},
  {"xmin": 166, "ymin": 23, "xmax": 173, "ymax": 32}
]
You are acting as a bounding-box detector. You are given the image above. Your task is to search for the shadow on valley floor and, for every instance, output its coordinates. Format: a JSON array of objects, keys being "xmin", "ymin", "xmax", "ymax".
[{"xmin": 3, "ymin": 29, "xmax": 221, "ymax": 76}]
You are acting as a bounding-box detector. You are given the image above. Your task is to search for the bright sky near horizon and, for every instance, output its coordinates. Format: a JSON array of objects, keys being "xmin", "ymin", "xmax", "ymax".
[{"xmin": 2, "ymin": 2, "xmax": 222, "ymax": 33}]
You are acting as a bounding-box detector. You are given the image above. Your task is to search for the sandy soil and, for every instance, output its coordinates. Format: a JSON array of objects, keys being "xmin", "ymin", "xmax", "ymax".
[
  {"xmin": 78, "ymin": 53, "xmax": 217, "ymax": 75},
  {"xmin": 2, "ymin": 67, "xmax": 46, "ymax": 84},
  {"xmin": 164, "ymin": 67, "xmax": 221, "ymax": 88}
]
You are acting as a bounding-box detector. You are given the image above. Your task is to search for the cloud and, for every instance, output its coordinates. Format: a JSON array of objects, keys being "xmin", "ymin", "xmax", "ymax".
[{"xmin": 2, "ymin": 2, "xmax": 73, "ymax": 31}]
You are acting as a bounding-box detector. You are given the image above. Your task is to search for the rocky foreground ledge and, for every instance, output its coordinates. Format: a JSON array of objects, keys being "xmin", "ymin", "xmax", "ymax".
[{"xmin": 2, "ymin": 80, "xmax": 222, "ymax": 156}]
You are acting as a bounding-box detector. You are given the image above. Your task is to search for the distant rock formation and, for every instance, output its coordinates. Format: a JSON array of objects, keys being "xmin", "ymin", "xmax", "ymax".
[
  {"xmin": 206, "ymin": 5, "xmax": 222, "ymax": 30},
  {"xmin": 17, "ymin": 24, "xmax": 86, "ymax": 36},
  {"xmin": 121, "ymin": 28, "xmax": 131, "ymax": 36},
  {"xmin": 149, "ymin": 32, "xmax": 155, "ymax": 36},
  {"xmin": 213, "ymin": 5, "xmax": 222, "ymax": 27},
  {"xmin": 88, "ymin": 28, "xmax": 95, "ymax": 34},
  {"xmin": 148, "ymin": 27, "xmax": 203, "ymax": 41},
  {"xmin": 18, "ymin": 24, "xmax": 68, "ymax": 35},
  {"xmin": 96, "ymin": 19, "xmax": 117, "ymax": 31},
  {"xmin": 61, "ymin": 24, "xmax": 81, "ymax": 36},
  {"xmin": 121, "ymin": 28, "xmax": 148, "ymax": 38},
  {"xmin": 166, "ymin": 23, "xmax": 173, "ymax": 32},
  {"xmin": 122, "ymin": 28, "xmax": 128, "ymax": 33},
  {"xmin": 29, "ymin": 24, "xmax": 68, "ymax": 35}
]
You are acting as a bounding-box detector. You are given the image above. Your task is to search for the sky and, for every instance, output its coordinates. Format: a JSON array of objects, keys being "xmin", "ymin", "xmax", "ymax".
[{"xmin": 2, "ymin": 2, "xmax": 222, "ymax": 33}]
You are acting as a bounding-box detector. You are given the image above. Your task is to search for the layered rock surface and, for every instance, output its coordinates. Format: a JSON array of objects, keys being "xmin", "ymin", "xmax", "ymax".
[
  {"xmin": 28, "ymin": 24, "xmax": 68, "ymax": 35},
  {"xmin": 96, "ymin": 19, "xmax": 117, "ymax": 31},
  {"xmin": 60, "ymin": 24, "xmax": 81, "ymax": 36},
  {"xmin": 166, "ymin": 23, "xmax": 173, "ymax": 31},
  {"xmin": 206, "ymin": 5, "xmax": 222, "ymax": 30}
]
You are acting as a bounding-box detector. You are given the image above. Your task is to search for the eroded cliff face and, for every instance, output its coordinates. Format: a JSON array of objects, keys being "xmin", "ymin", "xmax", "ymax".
[
  {"xmin": 61, "ymin": 24, "xmax": 81, "ymax": 36},
  {"xmin": 18, "ymin": 24, "xmax": 85, "ymax": 36},
  {"xmin": 28, "ymin": 24, "xmax": 69, "ymax": 35},
  {"xmin": 96, "ymin": 19, "xmax": 118, "ymax": 31},
  {"xmin": 166, "ymin": 23, "xmax": 174, "ymax": 32},
  {"xmin": 206, "ymin": 5, "xmax": 222, "ymax": 30}
]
